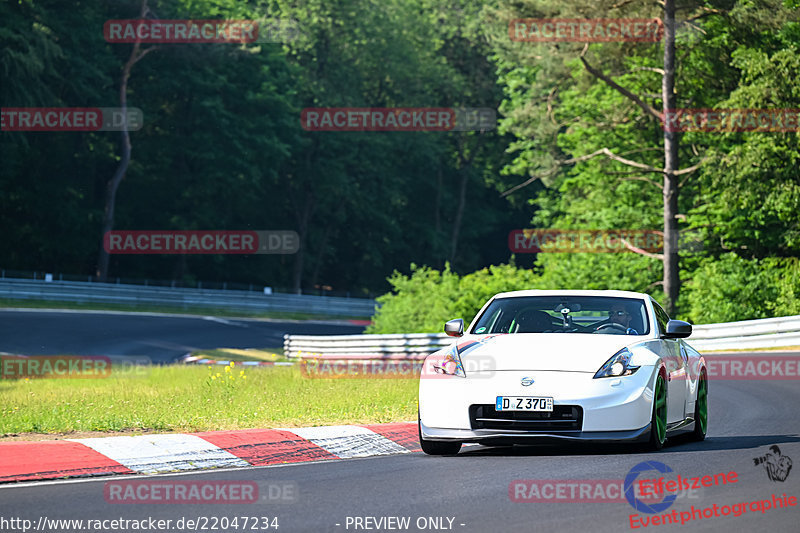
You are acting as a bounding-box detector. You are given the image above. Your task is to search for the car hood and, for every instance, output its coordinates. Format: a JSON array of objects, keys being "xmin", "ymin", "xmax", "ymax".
[{"xmin": 456, "ymin": 333, "xmax": 646, "ymax": 373}]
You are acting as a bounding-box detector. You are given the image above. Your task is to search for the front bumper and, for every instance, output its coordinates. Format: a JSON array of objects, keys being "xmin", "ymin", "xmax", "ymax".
[
  {"xmin": 419, "ymin": 366, "xmax": 659, "ymax": 435},
  {"xmin": 419, "ymin": 420, "xmax": 652, "ymax": 443}
]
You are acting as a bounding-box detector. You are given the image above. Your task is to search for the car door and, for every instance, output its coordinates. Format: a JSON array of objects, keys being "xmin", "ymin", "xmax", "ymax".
[
  {"xmin": 681, "ymin": 341, "xmax": 703, "ymax": 419},
  {"xmin": 653, "ymin": 301, "xmax": 687, "ymax": 423}
]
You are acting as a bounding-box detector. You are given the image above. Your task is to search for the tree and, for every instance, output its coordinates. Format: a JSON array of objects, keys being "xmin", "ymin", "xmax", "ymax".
[
  {"xmin": 488, "ymin": 0, "xmax": 715, "ymax": 314},
  {"xmin": 96, "ymin": 0, "xmax": 157, "ymax": 281}
]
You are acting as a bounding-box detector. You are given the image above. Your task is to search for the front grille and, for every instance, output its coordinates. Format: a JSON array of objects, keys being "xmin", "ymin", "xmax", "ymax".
[{"xmin": 469, "ymin": 404, "xmax": 583, "ymax": 432}]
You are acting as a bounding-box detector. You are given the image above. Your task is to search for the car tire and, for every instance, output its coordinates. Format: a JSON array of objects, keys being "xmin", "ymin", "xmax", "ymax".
[
  {"xmin": 689, "ymin": 370, "xmax": 707, "ymax": 442},
  {"xmin": 646, "ymin": 372, "xmax": 667, "ymax": 451},
  {"xmin": 418, "ymin": 415, "xmax": 462, "ymax": 455}
]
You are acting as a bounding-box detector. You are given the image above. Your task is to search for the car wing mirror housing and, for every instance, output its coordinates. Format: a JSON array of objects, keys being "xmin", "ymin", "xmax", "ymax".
[
  {"xmin": 663, "ymin": 319, "xmax": 692, "ymax": 339},
  {"xmin": 444, "ymin": 318, "xmax": 464, "ymax": 337}
]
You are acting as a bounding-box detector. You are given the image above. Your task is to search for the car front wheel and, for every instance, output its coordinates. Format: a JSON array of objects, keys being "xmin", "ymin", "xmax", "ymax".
[
  {"xmin": 689, "ymin": 370, "xmax": 708, "ymax": 441},
  {"xmin": 646, "ymin": 372, "xmax": 667, "ymax": 451}
]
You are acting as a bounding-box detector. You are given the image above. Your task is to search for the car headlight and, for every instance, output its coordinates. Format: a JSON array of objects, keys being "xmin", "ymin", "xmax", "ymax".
[
  {"xmin": 432, "ymin": 345, "xmax": 466, "ymax": 377},
  {"xmin": 594, "ymin": 347, "xmax": 640, "ymax": 378}
]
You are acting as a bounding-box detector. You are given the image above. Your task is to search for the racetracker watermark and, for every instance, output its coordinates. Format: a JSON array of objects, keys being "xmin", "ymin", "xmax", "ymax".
[
  {"xmin": 299, "ymin": 355, "xmax": 495, "ymax": 379},
  {"xmin": 104, "ymin": 480, "xmax": 298, "ymax": 504},
  {"xmin": 300, "ymin": 108, "xmax": 495, "ymax": 132},
  {"xmin": 103, "ymin": 18, "xmax": 300, "ymax": 44},
  {"xmin": 300, "ymin": 359, "xmax": 424, "ymax": 379},
  {"xmin": 1, "ymin": 355, "xmax": 109, "ymax": 379},
  {"xmin": 509, "ymin": 18, "xmax": 663, "ymax": 42},
  {"xmin": 508, "ymin": 229, "xmax": 702, "ymax": 254},
  {"xmin": 1, "ymin": 107, "xmax": 143, "ymax": 132},
  {"xmin": 104, "ymin": 230, "xmax": 299, "ymax": 254},
  {"xmin": 663, "ymin": 109, "xmax": 800, "ymax": 132},
  {"xmin": 509, "ymin": 479, "xmax": 699, "ymax": 503},
  {"xmin": 0, "ymin": 355, "xmax": 149, "ymax": 379},
  {"xmin": 702, "ymin": 355, "xmax": 800, "ymax": 380}
]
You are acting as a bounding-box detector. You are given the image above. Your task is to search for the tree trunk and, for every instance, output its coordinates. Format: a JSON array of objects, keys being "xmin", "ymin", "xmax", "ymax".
[
  {"xmin": 450, "ymin": 142, "xmax": 471, "ymax": 264},
  {"xmin": 291, "ymin": 191, "xmax": 314, "ymax": 294},
  {"xmin": 95, "ymin": 0, "xmax": 154, "ymax": 281},
  {"xmin": 96, "ymin": 73, "xmax": 133, "ymax": 281},
  {"xmin": 662, "ymin": 0, "xmax": 680, "ymax": 315}
]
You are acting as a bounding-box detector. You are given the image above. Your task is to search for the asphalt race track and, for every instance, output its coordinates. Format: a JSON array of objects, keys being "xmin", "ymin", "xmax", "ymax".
[
  {"xmin": 1, "ymin": 359, "xmax": 799, "ymax": 532},
  {"xmin": 0, "ymin": 311, "xmax": 797, "ymax": 531},
  {"xmin": 0, "ymin": 309, "xmax": 365, "ymax": 363}
]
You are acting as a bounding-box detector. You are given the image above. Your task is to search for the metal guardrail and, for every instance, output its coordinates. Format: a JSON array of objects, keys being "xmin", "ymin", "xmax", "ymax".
[
  {"xmin": 0, "ymin": 278, "xmax": 376, "ymax": 318},
  {"xmin": 284, "ymin": 314, "xmax": 800, "ymax": 358},
  {"xmin": 688, "ymin": 315, "xmax": 800, "ymax": 351},
  {"xmin": 284, "ymin": 333, "xmax": 450, "ymax": 359}
]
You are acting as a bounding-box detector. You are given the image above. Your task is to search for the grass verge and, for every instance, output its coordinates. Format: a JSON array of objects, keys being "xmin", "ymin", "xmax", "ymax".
[{"xmin": 0, "ymin": 364, "xmax": 417, "ymax": 440}]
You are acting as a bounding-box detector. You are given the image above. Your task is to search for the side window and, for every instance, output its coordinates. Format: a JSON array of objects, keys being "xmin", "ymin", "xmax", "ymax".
[{"xmin": 652, "ymin": 301, "xmax": 670, "ymax": 336}]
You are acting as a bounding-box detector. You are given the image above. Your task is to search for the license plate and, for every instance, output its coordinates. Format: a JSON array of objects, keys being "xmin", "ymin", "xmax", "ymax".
[{"xmin": 496, "ymin": 396, "xmax": 553, "ymax": 412}]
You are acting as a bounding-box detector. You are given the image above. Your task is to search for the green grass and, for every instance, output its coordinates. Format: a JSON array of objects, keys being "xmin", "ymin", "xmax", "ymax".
[
  {"xmin": 0, "ymin": 297, "xmax": 371, "ymax": 322},
  {"xmin": 0, "ymin": 364, "xmax": 417, "ymax": 438}
]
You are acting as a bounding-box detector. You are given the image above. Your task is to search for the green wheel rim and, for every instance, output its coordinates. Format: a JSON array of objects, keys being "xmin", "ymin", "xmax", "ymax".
[
  {"xmin": 654, "ymin": 375, "xmax": 667, "ymax": 444},
  {"xmin": 697, "ymin": 374, "xmax": 708, "ymax": 434}
]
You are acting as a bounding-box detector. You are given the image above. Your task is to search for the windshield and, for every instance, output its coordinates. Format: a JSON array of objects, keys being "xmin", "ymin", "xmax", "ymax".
[{"xmin": 471, "ymin": 296, "xmax": 650, "ymax": 336}]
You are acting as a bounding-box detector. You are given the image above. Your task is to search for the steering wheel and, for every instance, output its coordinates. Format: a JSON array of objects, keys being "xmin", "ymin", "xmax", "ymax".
[{"xmin": 595, "ymin": 322, "xmax": 628, "ymax": 333}]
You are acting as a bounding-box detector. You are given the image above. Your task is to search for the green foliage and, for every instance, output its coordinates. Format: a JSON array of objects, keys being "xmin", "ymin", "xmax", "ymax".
[
  {"xmin": 366, "ymin": 264, "xmax": 461, "ymax": 333},
  {"xmin": 536, "ymin": 253, "xmax": 662, "ymax": 294},
  {"xmin": 0, "ymin": 0, "xmax": 522, "ymax": 295},
  {"xmin": 684, "ymin": 254, "xmax": 800, "ymax": 323},
  {"xmin": 2, "ymin": 0, "xmax": 800, "ymax": 319},
  {"xmin": 366, "ymin": 262, "xmax": 539, "ymax": 333}
]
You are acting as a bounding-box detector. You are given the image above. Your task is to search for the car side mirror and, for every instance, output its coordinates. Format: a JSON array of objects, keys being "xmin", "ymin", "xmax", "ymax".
[
  {"xmin": 663, "ymin": 319, "xmax": 692, "ymax": 339},
  {"xmin": 444, "ymin": 318, "xmax": 464, "ymax": 337}
]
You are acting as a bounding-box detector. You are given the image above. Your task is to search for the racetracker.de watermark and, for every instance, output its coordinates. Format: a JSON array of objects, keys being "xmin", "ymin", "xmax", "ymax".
[
  {"xmin": 509, "ymin": 18, "xmax": 663, "ymax": 42},
  {"xmin": 0, "ymin": 355, "xmax": 150, "ymax": 379},
  {"xmin": 104, "ymin": 230, "xmax": 299, "ymax": 254},
  {"xmin": 700, "ymin": 355, "xmax": 800, "ymax": 380},
  {"xmin": 300, "ymin": 108, "xmax": 495, "ymax": 132},
  {"xmin": 104, "ymin": 480, "xmax": 298, "ymax": 504},
  {"xmin": 103, "ymin": 18, "xmax": 300, "ymax": 44},
  {"xmin": 300, "ymin": 359, "xmax": 424, "ymax": 379},
  {"xmin": 1, "ymin": 108, "xmax": 143, "ymax": 132},
  {"xmin": 299, "ymin": 356, "xmax": 495, "ymax": 379},
  {"xmin": 508, "ymin": 229, "xmax": 702, "ymax": 254},
  {"xmin": 663, "ymin": 109, "xmax": 800, "ymax": 132},
  {"xmin": 509, "ymin": 479, "xmax": 699, "ymax": 503},
  {"xmin": 0, "ymin": 355, "xmax": 110, "ymax": 379}
]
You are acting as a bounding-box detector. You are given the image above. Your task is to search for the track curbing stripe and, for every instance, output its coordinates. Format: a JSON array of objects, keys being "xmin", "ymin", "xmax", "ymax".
[
  {"xmin": 69, "ymin": 434, "xmax": 250, "ymax": 474},
  {"xmin": 1, "ymin": 422, "xmax": 419, "ymax": 483},
  {"xmin": 281, "ymin": 425, "xmax": 410, "ymax": 459}
]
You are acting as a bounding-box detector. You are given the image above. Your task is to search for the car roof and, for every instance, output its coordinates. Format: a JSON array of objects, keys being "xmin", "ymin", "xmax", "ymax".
[{"xmin": 492, "ymin": 289, "xmax": 650, "ymax": 300}]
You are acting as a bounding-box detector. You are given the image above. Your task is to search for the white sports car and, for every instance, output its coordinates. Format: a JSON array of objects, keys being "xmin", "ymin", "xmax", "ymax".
[{"xmin": 418, "ymin": 290, "xmax": 707, "ymax": 454}]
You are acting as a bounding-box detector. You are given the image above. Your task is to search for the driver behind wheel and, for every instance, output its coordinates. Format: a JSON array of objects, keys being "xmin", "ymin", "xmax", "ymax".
[
  {"xmin": 597, "ymin": 303, "xmax": 639, "ymax": 334},
  {"xmin": 610, "ymin": 303, "xmax": 632, "ymax": 328}
]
